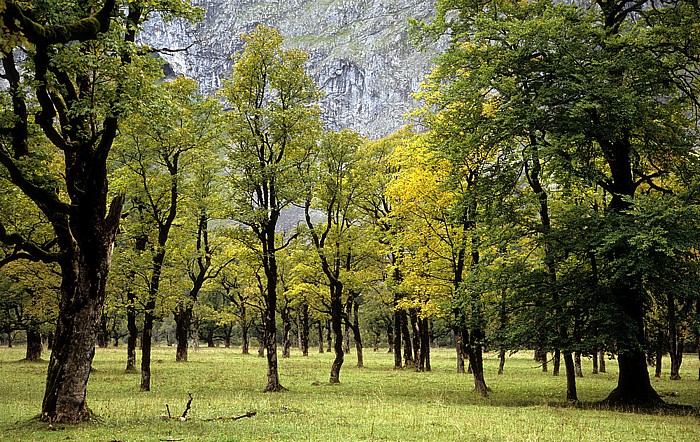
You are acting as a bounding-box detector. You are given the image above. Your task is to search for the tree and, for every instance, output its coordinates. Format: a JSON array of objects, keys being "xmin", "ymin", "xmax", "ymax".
[
  {"xmin": 418, "ymin": 0, "xmax": 700, "ymax": 406},
  {"xmin": 0, "ymin": 0, "xmax": 199, "ymax": 422},
  {"xmin": 220, "ymin": 25, "xmax": 322, "ymax": 392},
  {"xmin": 303, "ymin": 129, "xmax": 366, "ymax": 382}
]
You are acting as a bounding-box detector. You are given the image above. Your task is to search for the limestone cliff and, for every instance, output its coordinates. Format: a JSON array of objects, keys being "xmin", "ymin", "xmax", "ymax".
[{"xmin": 141, "ymin": 0, "xmax": 438, "ymax": 139}]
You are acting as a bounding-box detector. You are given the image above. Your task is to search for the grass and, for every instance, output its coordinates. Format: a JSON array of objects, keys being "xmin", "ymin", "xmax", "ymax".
[{"xmin": 1, "ymin": 346, "xmax": 698, "ymax": 441}]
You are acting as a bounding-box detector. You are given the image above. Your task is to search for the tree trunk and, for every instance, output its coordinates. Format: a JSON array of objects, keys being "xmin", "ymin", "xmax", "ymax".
[
  {"xmin": 317, "ymin": 322, "xmax": 324, "ymax": 354},
  {"xmin": 25, "ymin": 325, "xmax": 43, "ymax": 362},
  {"xmin": 257, "ymin": 332, "xmax": 265, "ymax": 358},
  {"xmin": 300, "ymin": 303, "xmax": 309, "ymax": 357},
  {"xmin": 329, "ymin": 282, "xmax": 345, "ymax": 383},
  {"xmin": 326, "ymin": 320, "xmax": 332, "ymax": 353},
  {"xmin": 282, "ymin": 309, "xmax": 291, "ymax": 358},
  {"xmin": 498, "ymin": 348, "xmax": 506, "ymax": 375},
  {"xmin": 455, "ymin": 327, "xmax": 465, "ymax": 374},
  {"xmin": 393, "ymin": 308, "xmax": 402, "ymax": 368},
  {"xmin": 667, "ymin": 294, "xmax": 683, "ymax": 380},
  {"xmin": 574, "ymin": 351, "xmax": 583, "ymax": 378},
  {"xmin": 410, "ymin": 309, "xmax": 420, "ymax": 363},
  {"xmin": 553, "ymin": 349, "xmax": 561, "ymax": 376},
  {"xmin": 241, "ymin": 306, "xmax": 249, "ymax": 355},
  {"xmin": 140, "ymin": 308, "xmax": 155, "ymax": 392},
  {"xmin": 655, "ymin": 331, "xmax": 663, "ymax": 378},
  {"xmin": 97, "ymin": 315, "xmax": 109, "ymax": 349},
  {"xmin": 599, "ymin": 348, "xmax": 606, "ymax": 373},
  {"xmin": 400, "ymin": 309, "xmax": 413, "ymax": 367},
  {"xmin": 174, "ymin": 305, "xmax": 192, "ymax": 362},
  {"xmin": 386, "ymin": 322, "xmax": 393, "ymax": 353},
  {"xmin": 563, "ymin": 352, "xmax": 578, "ymax": 401},
  {"xmin": 465, "ymin": 325, "xmax": 488, "ymax": 397},
  {"xmin": 592, "ymin": 351, "xmax": 599, "ymax": 374},
  {"xmin": 418, "ymin": 317, "xmax": 431, "ymax": 372}
]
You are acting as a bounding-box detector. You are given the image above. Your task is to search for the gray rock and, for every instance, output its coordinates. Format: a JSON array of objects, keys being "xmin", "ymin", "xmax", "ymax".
[{"xmin": 141, "ymin": 0, "xmax": 439, "ymax": 139}]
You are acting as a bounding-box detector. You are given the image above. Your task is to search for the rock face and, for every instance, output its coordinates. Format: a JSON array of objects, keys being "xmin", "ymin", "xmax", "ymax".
[{"xmin": 142, "ymin": 0, "xmax": 438, "ymax": 139}]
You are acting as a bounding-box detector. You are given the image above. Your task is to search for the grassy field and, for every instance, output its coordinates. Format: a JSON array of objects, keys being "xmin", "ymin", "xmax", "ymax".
[{"xmin": 0, "ymin": 346, "xmax": 698, "ymax": 441}]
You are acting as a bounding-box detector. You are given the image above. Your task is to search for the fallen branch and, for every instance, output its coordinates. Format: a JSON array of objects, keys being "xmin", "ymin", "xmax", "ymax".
[
  {"xmin": 201, "ymin": 411, "xmax": 257, "ymax": 422},
  {"xmin": 181, "ymin": 393, "xmax": 193, "ymax": 419}
]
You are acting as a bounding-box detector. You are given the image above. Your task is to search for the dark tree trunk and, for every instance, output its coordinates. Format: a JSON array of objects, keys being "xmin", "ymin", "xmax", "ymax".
[
  {"xmin": 599, "ymin": 348, "xmax": 606, "ymax": 373},
  {"xmin": 535, "ymin": 348, "xmax": 548, "ymax": 373},
  {"xmin": 300, "ymin": 303, "xmax": 309, "ymax": 357},
  {"xmin": 241, "ymin": 305, "xmax": 249, "ymax": 355},
  {"xmin": 25, "ymin": 325, "xmax": 43, "ymax": 362},
  {"xmin": 400, "ymin": 309, "xmax": 413, "ymax": 367},
  {"xmin": 140, "ymin": 308, "xmax": 155, "ymax": 392},
  {"xmin": 498, "ymin": 348, "xmax": 506, "ymax": 375},
  {"xmin": 393, "ymin": 308, "xmax": 402, "ymax": 368},
  {"xmin": 418, "ymin": 317, "xmax": 430, "ymax": 372},
  {"xmin": 318, "ymin": 322, "xmax": 324, "ymax": 354},
  {"xmin": 174, "ymin": 305, "xmax": 192, "ymax": 362},
  {"xmin": 553, "ymin": 349, "xmax": 561, "ymax": 376},
  {"xmin": 667, "ymin": 294, "xmax": 683, "ymax": 380},
  {"xmin": 329, "ymin": 282, "xmax": 345, "ymax": 383},
  {"xmin": 326, "ymin": 320, "xmax": 332, "ymax": 352},
  {"xmin": 465, "ymin": 325, "xmax": 488, "ymax": 397},
  {"xmin": 563, "ymin": 352, "xmax": 578, "ymax": 401},
  {"xmin": 47, "ymin": 332, "xmax": 54, "ymax": 351},
  {"xmin": 592, "ymin": 351, "xmax": 599, "ymax": 374},
  {"xmin": 373, "ymin": 332, "xmax": 380, "ymax": 352},
  {"xmin": 574, "ymin": 351, "xmax": 583, "ymax": 378}
]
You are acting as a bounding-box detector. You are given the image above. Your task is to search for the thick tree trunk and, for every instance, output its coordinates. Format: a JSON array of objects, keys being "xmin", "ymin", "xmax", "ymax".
[
  {"xmin": 563, "ymin": 352, "xmax": 578, "ymax": 401},
  {"xmin": 25, "ymin": 325, "xmax": 43, "ymax": 362},
  {"xmin": 466, "ymin": 326, "xmax": 488, "ymax": 397},
  {"xmin": 418, "ymin": 317, "xmax": 431, "ymax": 372},
  {"xmin": 174, "ymin": 305, "xmax": 192, "ymax": 362},
  {"xmin": 553, "ymin": 349, "xmax": 561, "ymax": 376},
  {"xmin": 43, "ymin": 248, "xmax": 117, "ymax": 422}
]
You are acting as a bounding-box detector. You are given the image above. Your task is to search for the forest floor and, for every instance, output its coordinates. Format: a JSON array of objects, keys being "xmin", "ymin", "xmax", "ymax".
[{"xmin": 0, "ymin": 346, "xmax": 698, "ymax": 441}]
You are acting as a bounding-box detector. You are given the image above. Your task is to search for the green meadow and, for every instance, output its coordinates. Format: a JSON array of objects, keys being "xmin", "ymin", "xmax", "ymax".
[{"xmin": 1, "ymin": 347, "xmax": 698, "ymax": 441}]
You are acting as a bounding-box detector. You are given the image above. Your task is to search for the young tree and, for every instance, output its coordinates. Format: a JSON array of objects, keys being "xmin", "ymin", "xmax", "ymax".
[
  {"xmin": 220, "ymin": 25, "xmax": 322, "ymax": 392},
  {"xmin": 0, "ymin": 0, "xmax": 199, "ymax": 421}
]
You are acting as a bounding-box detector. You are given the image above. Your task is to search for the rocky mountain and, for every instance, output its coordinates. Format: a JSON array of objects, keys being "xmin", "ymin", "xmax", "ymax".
[{"xmin": 141, "ymin": 0, "xmax": 439, "ymax": 139}]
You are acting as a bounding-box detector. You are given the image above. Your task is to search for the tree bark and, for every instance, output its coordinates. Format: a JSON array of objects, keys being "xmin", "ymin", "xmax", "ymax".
[
  {"xmin": 553, "ymin": 349, "xmax": 561, "ymax": 376},
  {"xmin": 400, "ymin": 309, "xmax": 413, "ymax": 368},
  {"xmin": 574, "ymin": 351, "xmax": 583, "ymax": 378},
  {"xmin": 393, "ymin": 308, "xmax": 402, "ymax": 368},
  {"xmin": 667, "ymin": 294, "xmax": 683, "ymax": 380},
  {"xmin": 592, "ymin": 350, "xmax": 599, "ymax": 374},
  {"xmin": 300, "ymin": 303, "xmax": 309, "ymax": 356},
  {"xmin": 25, "ymin": 324, "xmax": 43, "ymax": 362},
  {"xmin": 329, "ymin": 282, "xmax": 345, "ymax": 383},
  {"xmin": 318, "ymin": 322, "xmax": 324, "ymax": 354},
  {"xmin": 418, "ymin": 317, "xmax": 431, "ymax": 372},
  {"xmin": 174, "ymin": 305, "xmax": 192, "ymax": 362},
  {"xmin": 282, "ymin": 307, "xmax": 291, "ymax": 358},
  {"xmin": 349, "ymin": 299, "xmax": 363, "ymax": 368},
  {"xmin": 599, "ymin": 348, "xmax": 606, "ymax": 373}
]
